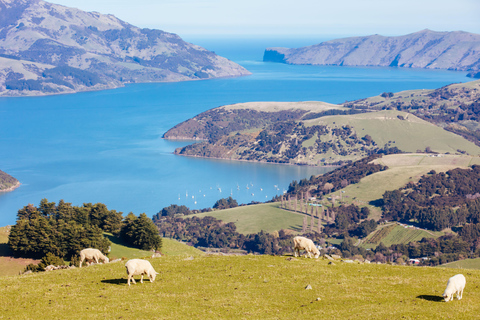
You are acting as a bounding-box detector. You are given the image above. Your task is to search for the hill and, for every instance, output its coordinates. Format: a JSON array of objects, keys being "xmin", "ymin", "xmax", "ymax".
[
  {"xmin": 167, "ymin": 101, "xmax": 480, "ymax": 166},
  {"xmin": 0, "ymin": 254, "xmax": 479, "ymax": 318},
  {"xmin": 346, "ymin": 80, "xmax": 480, "ymax": 147},
  {"xmin": 264, "ymin": 29, "xmax": 480, "ymax": 77},
  {"xmin": 186, "ymin": 154, "xmax": 479, "ymax": 239},
  {"xmin": 0, "ymin": 169, "xmax": 19, "ymax": 192},
  {"xmin": 0, "ymin": 0, "xmax": 250, "ymax": 96}
]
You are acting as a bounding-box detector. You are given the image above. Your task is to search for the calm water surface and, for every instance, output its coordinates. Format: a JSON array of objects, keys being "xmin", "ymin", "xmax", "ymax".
[{"xmin": 0, "ymin": 37, "xmax": 470, "ymax": 226}]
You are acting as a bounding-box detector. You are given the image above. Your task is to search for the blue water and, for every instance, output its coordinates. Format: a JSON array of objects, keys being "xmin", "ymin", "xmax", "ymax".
[{"xmin": 0, "ymin": 36, "xmax": 471, "ymax": 226}]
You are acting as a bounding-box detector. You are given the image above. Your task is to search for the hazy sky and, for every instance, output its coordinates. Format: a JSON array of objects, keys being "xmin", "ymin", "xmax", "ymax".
[{"xmin": 49, "ymin": 0, "xmax": 480, "ymax": 37}]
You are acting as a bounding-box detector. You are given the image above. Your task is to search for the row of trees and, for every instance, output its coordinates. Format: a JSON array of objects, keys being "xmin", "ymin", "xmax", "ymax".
[
  {"xmin": 153, "ymin": 215, "xmax": 295, "ymax": 255},
  {"xmin": 8, "ymin": 199, "xmax": 162, "ymax": 260}
]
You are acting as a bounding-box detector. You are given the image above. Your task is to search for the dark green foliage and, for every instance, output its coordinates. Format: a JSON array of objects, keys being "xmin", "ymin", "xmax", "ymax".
[
  {"xmin": 155, "ymin": 215, "xmax": 293, "ymax": 255},
  {"xmin": 213, "ymin": 197, "xmax": 238, "ymax": 210},
  {"xmin": 8, "ymin": 199, "xmax": 119, "ymax": 259},
  {"xmin": 382, "ymin": 165, "xmax": 480, "ymax": 230},
  {"xmin": 285, "ymin": 154, "xmax": 386, "ymax": 196},
  {"xmin": 155, "ymin": 204, "xmax": 192, "ymax": 218},
  {"xmin": 38, "ymin": 253, "xmax": 66, "ymax": 271},
  {"xmin": 42, "ymin": 66, "xmax": 101, "ymax": 87},
  {"xmin": 120, "ymin": 213, "xmax": 162, "ymax": 251}
]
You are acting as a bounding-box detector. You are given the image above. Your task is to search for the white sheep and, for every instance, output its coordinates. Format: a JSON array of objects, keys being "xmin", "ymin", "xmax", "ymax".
[
  {"xmin": 79, "ymin": 248, "xmax": 109, "ymax": 267},
  {"xmin": 443, "ymin": 274, "xmax": 466, "ymax": 302},
  {"xmin": 125, "ymin": 259, "xmax": 159, "ymax": 286},
  {"xmin": 293, "ymin": 236, "xmax": 320, "ymax": 259}
]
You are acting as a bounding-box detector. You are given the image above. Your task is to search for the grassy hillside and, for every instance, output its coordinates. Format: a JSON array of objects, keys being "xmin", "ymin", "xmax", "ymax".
[
  {"xmin": 362, "ymin": 223, "xmax": 444, "ymax": 249},
  {"xmin": 194, "ymin": 202, "xmax": 304, "ymax": 235},
  {"xmin": 0, "ymin": 228, "xmax": 203, "ymax": 277},
  {"xmin": 441, "ymin": 258, "xmax": 480, "ymax": 270},
  {"xmin": 1, "ymin": 255, "xmax": 479, "ymax": 319},
  {"xmin": 190, "ymin": 154, "xmax": 479, "ymax": 246},
  {"xmin": 305, "ymin": 110, "xmax": 480, "ymax": 156}
]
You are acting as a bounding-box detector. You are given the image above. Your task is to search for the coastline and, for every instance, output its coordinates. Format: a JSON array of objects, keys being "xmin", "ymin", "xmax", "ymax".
[
  {"xmin": 171, "ymin": 151, "xmax": 339, "ymax": 168},
  {"xmin": 0, "ymin": 181, "xmax": 21, "ymax": 193}
]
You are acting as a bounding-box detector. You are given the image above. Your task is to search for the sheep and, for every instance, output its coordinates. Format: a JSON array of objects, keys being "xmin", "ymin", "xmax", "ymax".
[
  {"xmin": 443, "ymin": 274, "xmax": 466, "ymax": 302},
  {"xmin": 125, "ymin": 259, "xmax": 159, "ymax": 286},
  {"xmin": 293, "ymin": 236, "xmax": 320, "ymax": 259},
  {"xmin": 79, "ymin": 248, "xmax": 109, "ymax": 267}
]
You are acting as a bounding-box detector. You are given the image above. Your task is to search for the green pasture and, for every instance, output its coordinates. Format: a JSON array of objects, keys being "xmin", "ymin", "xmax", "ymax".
[
  {"xmin": 441, "ymin": 258, "xmax": 480, "ymax": 270},
  {"xmin": 363, "ymin": 223, "xmax": 444, "ymax": 249},
  {"xmin": 306, "ymin": 110, "xmax": 480, "ymax": 156},
  {"xmin": 1, "ymin": 255, "xmax": 480, "ymax": 319},
  {"xmin": 194, "ymin": 202, "xmax": 305, "ymax": 234}
]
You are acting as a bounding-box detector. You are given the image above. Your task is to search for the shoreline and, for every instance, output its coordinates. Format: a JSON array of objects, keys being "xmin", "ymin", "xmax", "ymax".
[
  {"xmin": 170, "ymin": 151, "xmax": 340, "ymax": 168},
  {"xmin": 0, "ymin": 181, "xmax": 21, "ymax": 193}
]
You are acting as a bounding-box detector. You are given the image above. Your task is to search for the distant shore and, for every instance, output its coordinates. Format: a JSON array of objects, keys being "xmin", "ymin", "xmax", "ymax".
[{"xmin": 0, "ymin": 181, "xmax": 20, "ymax": 193}]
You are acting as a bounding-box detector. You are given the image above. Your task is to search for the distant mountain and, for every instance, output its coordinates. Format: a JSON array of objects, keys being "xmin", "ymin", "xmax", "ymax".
[
  {"xmin": 264, "ymin": 30, "xmax": 480, "ymax": 77},
  {"xmin": 0, "ymin": 0, "xmax": 250, "ymax": 96}
]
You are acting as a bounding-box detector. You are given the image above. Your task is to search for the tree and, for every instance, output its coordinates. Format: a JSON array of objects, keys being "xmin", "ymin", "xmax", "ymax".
[
  {"xmin": 120, "ymin": 213, "xmax": 162, "ymax": 251},
  {"xmin": 213, "ymin": 197, "xmax": 238, "ymax": 210}
]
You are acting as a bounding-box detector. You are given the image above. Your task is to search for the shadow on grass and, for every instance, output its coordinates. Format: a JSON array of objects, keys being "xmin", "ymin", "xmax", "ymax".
[
  {"xmin": 101, "ymin": 278, "xmax": 127, "ymax": 286},
  {"xmin": 369, "ymin": 198, "xmax": 383, "ymax": 207},
  {"xmin": 417, "ymin": 295, "xmax": 444, "ymax": 302},
  {"xmin": 0, "ymin": 243, "xmax": 12, "ymax": 257}
]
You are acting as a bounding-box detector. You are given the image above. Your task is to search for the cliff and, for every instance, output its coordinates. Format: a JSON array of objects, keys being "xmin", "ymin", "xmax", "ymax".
[
  {"xmin": 264, "ymin": 30, "xmax": 480, "ymax": 75},
  {"xmin": 0, "ymin": 0, "xmax": 250, "ymax": 96}
]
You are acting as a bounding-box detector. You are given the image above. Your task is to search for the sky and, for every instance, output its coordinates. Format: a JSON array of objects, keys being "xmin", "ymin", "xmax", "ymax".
[{"xmin": 49, "ymin": 0, "xmax": 480, "ymax": 38}]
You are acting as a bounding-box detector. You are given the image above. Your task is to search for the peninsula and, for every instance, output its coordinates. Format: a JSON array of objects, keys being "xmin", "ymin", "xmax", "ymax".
[
  {"xmin": 264, "ymin": 30, "xmax": 480, "ymax": 77},
  {"xmin": 0, "ymin": 0, "xmax": 250, "ymax": 96}
]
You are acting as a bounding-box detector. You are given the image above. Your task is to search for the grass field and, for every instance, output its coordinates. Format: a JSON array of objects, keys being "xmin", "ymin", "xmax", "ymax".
[
  {"xmin": 441, "ymin": 258, "xmax": 480, "ymax": 270},
  {"xmin": 306, "ymin": 110, "xmax": 480, "ymax": 156},
  {"xmin": 194, "ymin": 202, "xmax": 305, "ymax": 234},
  {"xmin": 0, "ymin": 228, "xmax": 204, "ymax": 277},
  {"xmin": 363, "ymin": 223, "xmax": 444, "ymax": 249},
  {"xmin": 1, "ymin": 254, "xmax": 480, "ymax": 319}
]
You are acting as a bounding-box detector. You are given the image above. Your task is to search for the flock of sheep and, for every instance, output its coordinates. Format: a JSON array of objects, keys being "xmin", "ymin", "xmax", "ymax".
[{"xmin": 79, "ymin": 235, "xmax": 467, "ymax": 301}]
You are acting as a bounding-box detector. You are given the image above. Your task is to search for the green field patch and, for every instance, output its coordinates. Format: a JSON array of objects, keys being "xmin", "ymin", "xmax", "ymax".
[
  {"xmin": 440, "ymin": 258, "xmax": 480, "ymax": 270},
  {"xmin": 194, "ymin": 202, "xmax": 305, "ymax": 234},
  {"xmin": 363, "ymin": 223, "xmax": 443, "ymax": 249}
]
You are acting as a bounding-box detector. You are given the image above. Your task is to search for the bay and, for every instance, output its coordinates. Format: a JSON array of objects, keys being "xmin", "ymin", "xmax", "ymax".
[{"xmin": 0, "ymin": 36, "xmax": 470, "ymax": 226}]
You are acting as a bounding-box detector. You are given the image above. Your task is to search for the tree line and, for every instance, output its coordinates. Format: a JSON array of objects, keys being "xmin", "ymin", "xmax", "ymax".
[{"xmin": 8, "ymin": 199, "xmax": 162, "ymax": 263}]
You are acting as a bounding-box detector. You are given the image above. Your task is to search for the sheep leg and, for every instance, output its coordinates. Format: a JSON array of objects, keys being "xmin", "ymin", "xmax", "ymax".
[
  {"xmin": 458, "ymin": 289, "xmax": 463, "ymax": 300},
  {"xmin": 128, "ymin": 275, "xmax": 136, "ymax": 286},
  {"xmin": 140, "ymin": 275, "xmax": 144, "ymax": 283},
  {"xmin": 293, "ymin": 248, "xmax": 298, "ymax": 257}
]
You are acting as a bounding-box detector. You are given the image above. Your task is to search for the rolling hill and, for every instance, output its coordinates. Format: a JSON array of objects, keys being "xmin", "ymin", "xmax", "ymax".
[{"xmin": 0, "ymin": 0, "xmax": 250, "ymax": 96}]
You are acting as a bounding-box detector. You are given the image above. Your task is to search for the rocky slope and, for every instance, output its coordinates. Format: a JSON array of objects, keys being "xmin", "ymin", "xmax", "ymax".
[
  {"xmin": 0, "ymin": 0, "xmax": 250, "ymax": 96},
  {"xmin": 264, "ymin": 30, "xmax": 480, "ymax": 76}
]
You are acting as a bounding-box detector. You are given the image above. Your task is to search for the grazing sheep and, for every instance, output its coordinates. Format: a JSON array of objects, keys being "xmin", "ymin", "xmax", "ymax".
[
  {"xmin": 443, "ymin": 274, "xmax": 466, "ymax": 302},
  {"xmin": 125, "ymin": 259, "xmax": 159, "ymax": 286},
  {"xmin": 293, "ymin": 236, "xmax": 320, "ymax": 259},
  {"xmin": 79, "ymin": 248, "xmax": 109, "ymax": 267}
]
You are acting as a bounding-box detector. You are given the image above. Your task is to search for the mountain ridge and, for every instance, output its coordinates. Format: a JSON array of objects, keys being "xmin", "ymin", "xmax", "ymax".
[
  {"xmin": 0, "ymin": 0, "xmax": 250, "ymax": 96},
  {"xmin": 264, "ymin": 30, "xmax": 480, "ymax": 76}
]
